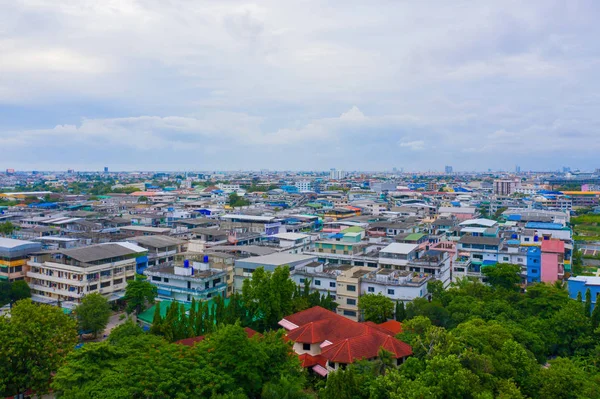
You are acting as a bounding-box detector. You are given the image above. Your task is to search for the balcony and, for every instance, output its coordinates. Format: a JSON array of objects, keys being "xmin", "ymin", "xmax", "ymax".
[
  {"xmin": 27, "ymin": 272, "xmax": 85, "ymax": 286},
  {"xmin": 30, "ymin": 283, "xmax": 83, "ymax": 298}
]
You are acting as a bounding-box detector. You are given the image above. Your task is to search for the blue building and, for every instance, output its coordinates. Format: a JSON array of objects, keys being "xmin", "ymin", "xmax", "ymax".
[
  {"xmin": 568, "ymin": 276, "xmax": 600, "ymax": 309},
  {"xmin": 526, "ymin": 247, "xmax": 541, "ymax": 283}
]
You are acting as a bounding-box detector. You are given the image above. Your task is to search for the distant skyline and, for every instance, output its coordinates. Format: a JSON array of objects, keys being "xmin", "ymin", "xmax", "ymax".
[{"xmin": 2, "ymin": 1, "xmax": 599, "ymax": 171}]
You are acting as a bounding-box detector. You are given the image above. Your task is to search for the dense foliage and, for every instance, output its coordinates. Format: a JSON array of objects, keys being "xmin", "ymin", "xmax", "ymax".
[
  {"xmin": 52, "ymin": 323, "xmax": 306, "ymax": 399},
  {"xmin": 0, "ymin": 300, "xmax": 78, "ymax": 397},
  {"xmin": 75, "ymin": 293, "xmax": 111, "ymax": 337},
  {"xmin": 124, "ymin": 278, "xmax": 157, "ymax": 315},
  {"xmin": 358, "ymin": 293, "xmax": 395, "ymax": 323},
  {"xmin": 0, "ymin": 280, "xmax": 31, "ymax": 307},
  {"xmin": 320, "ymin": 266, "xmax": 600, "ymax": 398}
]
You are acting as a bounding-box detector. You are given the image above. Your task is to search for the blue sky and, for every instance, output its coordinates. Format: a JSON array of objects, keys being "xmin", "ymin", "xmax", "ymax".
[{"xmin": 1, "ymin": 0, "xmax": 599, "ymax": 172}]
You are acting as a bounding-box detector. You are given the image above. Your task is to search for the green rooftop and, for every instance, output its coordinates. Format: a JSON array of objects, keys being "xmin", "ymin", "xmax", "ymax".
[
  {"xmin": 342, "ymin": 226, "xmax": 365, "ymax": 234},
  {"xmin": 404, "ymin": 233, "xmax": 426, "ymax": 241}
]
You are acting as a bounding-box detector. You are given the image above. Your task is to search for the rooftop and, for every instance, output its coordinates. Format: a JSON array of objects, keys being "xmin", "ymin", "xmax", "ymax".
[
  {"xmin": 380, "ymin": 242, "xmax": 419, "ymax": 255},
  {"xmin": 240, "ymin": 252, "xmax": 316, "ymax": 266}
]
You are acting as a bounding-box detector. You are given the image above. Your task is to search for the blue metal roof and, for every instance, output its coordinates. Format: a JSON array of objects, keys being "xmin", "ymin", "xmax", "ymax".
[{"xmin": 525, "ymin": 222, "xmax": 564, "ymax": 230}]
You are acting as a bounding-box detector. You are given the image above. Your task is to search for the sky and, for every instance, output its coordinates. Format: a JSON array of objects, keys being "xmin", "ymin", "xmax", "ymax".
[{"xmin": 1, "ymin": 0, "xmax": 600, "ymax": 172}]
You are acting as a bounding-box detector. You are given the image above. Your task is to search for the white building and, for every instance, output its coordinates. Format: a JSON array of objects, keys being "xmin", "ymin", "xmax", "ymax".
[
  {"xmin": 295, "ymin": 180, "xmax": 313, "ymax": 192},
  {"xmin": 27, "ymin": 242, "xmax": 147, "ymax": 304},
  {"xmin": 493, "ymin": 179, "xmax": 517, "ymax": 196}
]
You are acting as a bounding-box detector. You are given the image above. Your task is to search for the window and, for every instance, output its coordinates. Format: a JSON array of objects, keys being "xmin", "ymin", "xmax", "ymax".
[
  {"xmin": 315, "ymin": 280, "xmax": 321, "ymax": 286},
  {"xmin": 303, "ymin": 343, "xmax": 311, "ymax": 351},
  {"xmin": 329, "ymin": 282, "xmax": 336, "ymax": 288},
  {"xmin": 113, "ymin": 278, "xmax": 123, "ymax": 285},
  {"xmin": 531, "ymin": 269, "xmax": 538, "ymax": 274},
  {"xmin": 368, "ymin": 287, "xmax": 375, "ymax": 293},
  {"xmin": 152, "ymin": 276, "xmax": 161, "ymax": 282},
  {"xmin": 388, "ymin": 289, "xmax": 395, "ymax": 295},
  {"xmin": 299, "ymin": 278, "xmax": 305, "ymax": 283},
  {"xmin": 524, "ymin": 237, "xmax": 530, "ymax": 242},
  {"xmin": 347, "ymin": 285, "xmax": 356, "ymax": 292},
  {"xmin": 89, "ymin": 284, "xmax": 97, "ymax": 291},
  {"xmin": 343, "ymin": 310, "xmax": 357, "ymax": 317},
  {"xmin": 164, "ymin": 278, "xmax": 169, "ymax": 283},
  {"xmin": 503, "ymin": 257, "xmax": 509, "ymax": 262},
  {"xmin": 347, "ymin": 298, "xmax": 356, "ymax": 305},
  {"xmin": 100, "ymin": 281, "xmax": 111, "ymax": 288}
]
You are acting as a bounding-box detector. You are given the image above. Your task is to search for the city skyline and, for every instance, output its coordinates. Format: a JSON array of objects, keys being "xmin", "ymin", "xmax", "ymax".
[{"xmin": 2, "ymin": 1, "xmax": 599, "ymax": 170}]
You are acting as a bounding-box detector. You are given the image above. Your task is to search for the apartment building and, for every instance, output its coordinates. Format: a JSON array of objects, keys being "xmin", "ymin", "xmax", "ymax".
[
  {"xmin": 27, "ymin": 242, "xmax": 147, "ymax": 303},
  {"xmin": 292, "ymin": 264, "xmax": 430, "ymax": 321},
  {"xmin": 129, "ymin": 235, "xmax": 185, "ymax": 273},
  {"xmin": 144, "ymin": 258, "xmax": 227, "ymax": 303},
  {"xmin": 233, "ymin": 253, "xmax": 317, "ymax": 291},
  {"xmin": 0, "ymin": 238, "xmax": 42, "ymax": 282}
]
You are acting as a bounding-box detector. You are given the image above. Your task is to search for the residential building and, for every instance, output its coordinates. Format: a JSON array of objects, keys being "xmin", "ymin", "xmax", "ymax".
[
  {"xmin": 279, "ymin": 306, "xmax": 412, "ymax": 377},
  {"xmin": 26, "ymin": 242, "xmax": 147, "ymax": 304},
  {"xmin": 295, "ymin": 181, "xmax": 313, "ymax": 192},
  {"xmin": 540, "ymin": 239, "xmax": 565, "ymax": 282},
  {"xmin": 129, "ymin": 235, "xmax": 186, "ymax": 273},
  {"xmin": 0, "ymin": 238, "xmax": 42, "ymax": 282},
  {"xmin": 568, "ymin": 276, "xmax": 600, "ymax": 309},
  {"xmin": 493, "ymin": 179, "xmax": 516, "ymax": 196},
  {"xmin": 144, "ymin": 258, "xmax": 227, "ymax": 303},
  {"xmin": 233, "ymin": 253, "xmax": 317, "ymax": 291}
]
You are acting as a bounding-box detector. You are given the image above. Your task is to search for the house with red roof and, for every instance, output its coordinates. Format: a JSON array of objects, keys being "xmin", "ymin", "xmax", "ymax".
[{"xmin": 279, "ymin": 306, "xmax": 412, "ymax": 376}]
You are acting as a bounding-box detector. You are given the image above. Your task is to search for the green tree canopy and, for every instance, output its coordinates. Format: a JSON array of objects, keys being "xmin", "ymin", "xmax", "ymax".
[
  {"xmin": 358, "ymin": 293, "xmax": 394, "ymax": 323},
  {"xmin": 0, "ymin": 300, "xmax": 78, "ymax": 397},
  {"xmin": 124, "ymin": 279, "xmax": 157, "ymax": 315},
  {"xmin": 75, "ymin": 293, "xmax": 111, "ymax": 337}
]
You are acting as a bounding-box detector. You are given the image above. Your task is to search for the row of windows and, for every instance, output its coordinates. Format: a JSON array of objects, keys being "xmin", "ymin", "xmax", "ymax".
[{"xmin": 298, "ymin": 278, "xmax": 336, "ymax": 288}]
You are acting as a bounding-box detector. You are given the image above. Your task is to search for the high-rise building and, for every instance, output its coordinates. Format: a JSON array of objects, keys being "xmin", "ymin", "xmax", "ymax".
[
  {"xmin": 493, "ymin": 179, "xmax": 516, "ymax": 196},
  {"xmin": 329, "ymin": 169, "xmax": 346, "ymax": 180},
  {"xmin": 444, "ymin": 166, "xmax": 453, "ymax": 174},
  {"xmin": 104, "ymin": 167, "xmax": 109, "ymax": 173},
  {"xmin": 515, "ymin": 165, "xmax": 521, "ymax": 173}
]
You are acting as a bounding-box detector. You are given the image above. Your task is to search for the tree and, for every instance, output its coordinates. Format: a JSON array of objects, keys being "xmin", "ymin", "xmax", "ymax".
[
  {"xmin": 228, "ymin": 192, "xmax": 250, "ymax": 208},
  {"xmin": 358, "ymin": 293, "xmax": 394, "ymax": 323},
  {"xmin": 0, "ymin": 299, "xmax": 78, "ymax": 397},
  {"xmin": 0, "ymin": 222, "xmax": 17, "ymax": 237},
  {"xmin": 482, "ymin": 263, "xmax": 521, "ymax": 291},
  {"xmin": 585, "ymin": 288, "xmax": 592, "ymax": 317},
  {"xmin": 9, "ymin": 280, "xmax": 30, "ymax": 303},
  {"xmin": 242, "ymin": 266, "xmax": 296, "ymax": 331},
  {"xmin": 123, "ymin": 279, "xmax": 157, "ymax": 315},
  {"xmin": 395, "ymin": 301, "xmax": 406, "ymax": 322},
  {"xmin": 592, "ymin": 295, "xmax": 600, "ymax": 330},
  {"xmin": 137, "ymin": 196, "xmax": 148, "ymax": 203},
  {"xmin": 75, "ymin": 293, "xmax": 111, "ymax": 337}
]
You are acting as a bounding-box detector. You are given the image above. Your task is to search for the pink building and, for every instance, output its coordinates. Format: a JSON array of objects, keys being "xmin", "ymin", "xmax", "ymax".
[{"xmin": 540, "ymin": 240, "xmax": 565, "ymax": 283}]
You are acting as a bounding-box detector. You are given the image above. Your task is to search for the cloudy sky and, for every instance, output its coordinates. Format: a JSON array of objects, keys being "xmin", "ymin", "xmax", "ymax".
[{"xmin": 1, "ymin": 0, "xmax": 599, "ymax": 172}]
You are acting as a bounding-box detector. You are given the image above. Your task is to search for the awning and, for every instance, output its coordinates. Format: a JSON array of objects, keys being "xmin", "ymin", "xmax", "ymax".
[{"xmin": 312, "ymin": 365, "xmax": 329, "ymax": 376}]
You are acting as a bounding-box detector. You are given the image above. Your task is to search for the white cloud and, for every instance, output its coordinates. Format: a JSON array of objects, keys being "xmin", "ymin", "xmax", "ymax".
[{"xmin": 1, "ymin": 0, "xmax": 600, "ymax": 170}]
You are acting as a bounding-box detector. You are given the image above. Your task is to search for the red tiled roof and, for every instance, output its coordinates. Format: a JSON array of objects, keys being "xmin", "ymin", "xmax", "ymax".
[
  {"xmin": 541, "ymin": 239, "xmax": 565, "ymax": 254},
  {"xmin": 298, "ymin": 353, "xmax": 328, "ymax": 368},
  {"xmin": 281, "ymin": 306, "xmax": 412, "ymax": 364},
  {"xmin": 283, "ymin": 306, "xmax": 365, "ymax": 344},
  {"xmin": 320, "ymin": 325, "xmax": 412, "ymax": 363},
  {"xmin": 377, "ymin": 320, "xmax": 403, "ymax": 335},
  {"xmin": 175, "ymin": 327, "xmax": 261, "ymax": 346}
]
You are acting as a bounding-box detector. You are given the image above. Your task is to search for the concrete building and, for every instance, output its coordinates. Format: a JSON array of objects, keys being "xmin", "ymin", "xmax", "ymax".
[
  {"xmin": 234, "ymin": 253, "xmax": 317, "ymax": 291},
  {"xmin": 494, "ymin": 179, "xmax": 516, "ymax": 196},
  {"xmin": 129, "ymin": 235, "xmax": 186, "ymax": 273},
  {"xmin": 26, "ymin": 242, "xmax": 147, "ymax": 303},
  {"xmin": 144, "ymin": 258, "xmax": 227, "ymax": 303},
  {"xmin": 0, "ymin": 238, "xmax": 42, "ymax": 282},
  {"xmin": 295, "ymin": 181, "xmax": 313, "ymax": 192}
]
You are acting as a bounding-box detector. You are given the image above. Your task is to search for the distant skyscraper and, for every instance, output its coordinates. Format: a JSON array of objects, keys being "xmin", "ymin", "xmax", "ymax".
[
  {"xmin": 563, "ymin": 166, "xmax": 571, "ymax": 173},
  {"xmin": 104, "ymin": 167, "xmax": 109, "ymax": 173},
  {"xmin": 329, "ymin": 168, "xmax": 346, "ymax": 180},
  {"xmin": 444, "ymin": 166, "xmax": 453, "ymax": 174},
  {"xmin": 515, "ymin": 165, "xmax": 521, "ymax": 173}
]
